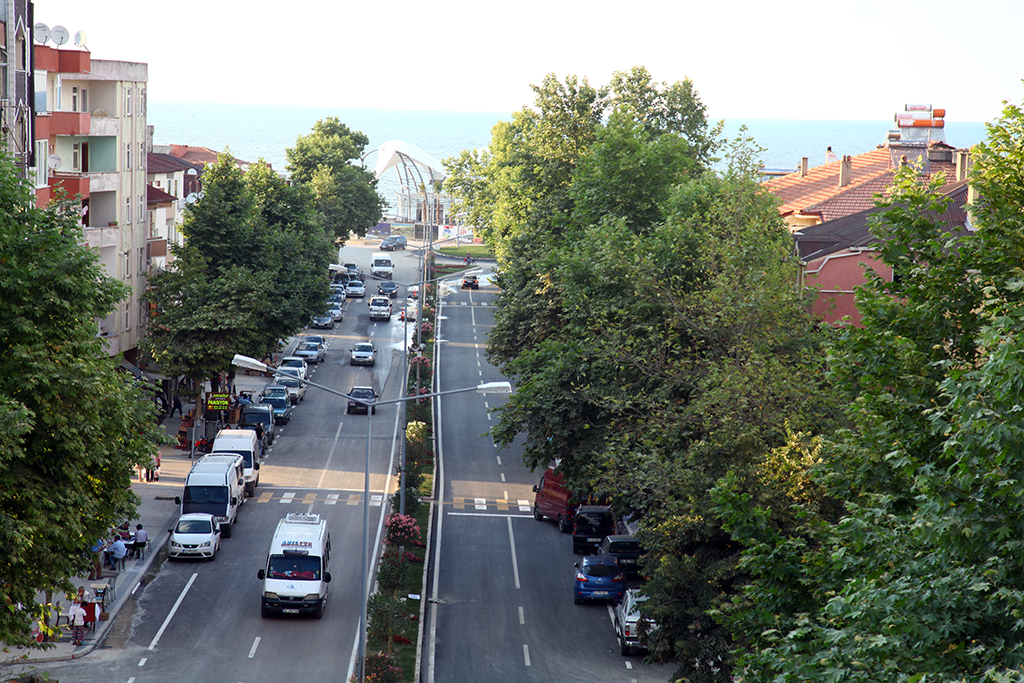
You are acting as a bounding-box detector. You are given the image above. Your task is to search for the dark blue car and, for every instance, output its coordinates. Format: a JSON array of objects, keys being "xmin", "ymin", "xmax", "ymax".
[
  {"xmin": 259, "ymin": 396, "xmax": 294, "ymax": 425},
  {"xmin": 573, "ymin": 555, "xmax": 626, "ymax": 604}
]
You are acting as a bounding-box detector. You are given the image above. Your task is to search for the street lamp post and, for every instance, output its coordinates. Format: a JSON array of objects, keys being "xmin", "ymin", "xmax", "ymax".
[{"xmin": 230, "ymin": 354, "xmax": 509, "ymax": 682}]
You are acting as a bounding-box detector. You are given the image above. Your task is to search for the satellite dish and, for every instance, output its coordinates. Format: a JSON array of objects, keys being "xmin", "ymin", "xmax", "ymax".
[
  {"xmin": 51, "ymin": 26, "xmax": 70, "ymax": 46},
  {"xmin": 34, "ymin": 23, "xmax": 50, "ymax": 45},
  {"xmin": 185, "ymin": 193, "xmax": 199, "ymax": 204},
  {"xmin": 74, "ymin": 31, "xmax": 88, "ymax": 49},
  {"xmin": 47, "ymin": 154, "xmax": 62, "ymax": 171}
]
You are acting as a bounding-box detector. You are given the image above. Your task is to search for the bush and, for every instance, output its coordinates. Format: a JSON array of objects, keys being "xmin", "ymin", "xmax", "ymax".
[{"xmin": 383, "ymin": 512, "xmax": 421, "ymax": 547}]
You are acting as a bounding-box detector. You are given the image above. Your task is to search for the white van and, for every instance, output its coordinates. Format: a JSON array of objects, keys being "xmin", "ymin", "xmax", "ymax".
[
  {"xmin": 256, "ymin": 513, "xmax": 332, "ymax": 618},
  {"xmin": 370, "ymin": 252, "xmax": 393, "ymax": 280},
  {"xmin": 175, "ymin": 454, "xmax": 245, "ymax": 538},
  {"xmin": 211, "ymin": 428, "xmax": 261, "ymax": 497}
]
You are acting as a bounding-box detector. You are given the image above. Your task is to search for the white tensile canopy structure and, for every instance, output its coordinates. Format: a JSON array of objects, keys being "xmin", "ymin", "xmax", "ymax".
[{"xmin": 372, "ymin": 140, "xmax": 449, "ymax": 225}]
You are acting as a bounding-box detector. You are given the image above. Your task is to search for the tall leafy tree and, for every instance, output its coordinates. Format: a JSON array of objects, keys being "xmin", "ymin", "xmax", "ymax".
[
  {"xmin": 285, "ymin": 116, "xmax": 385, "ymax": 242},
  {"xmin": 715, "ymin": 99, "xmax": 1024, "ymax": 681},
  {"xmin": 0, "ymin": 158, "xmax": 163, "ymax": 649}
]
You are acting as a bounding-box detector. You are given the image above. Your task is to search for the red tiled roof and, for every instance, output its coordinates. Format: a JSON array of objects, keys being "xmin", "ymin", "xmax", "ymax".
[
  {"xmin": 765, "ymin": 148, "xmax": 894, "ymax": 217},
  {"xmin": 148, "ymin": 152, "xmax": 200, "ymax": 174},
  {"xmin": 147, "ymin": 184, "xmax": 176, "ymax": 204}
]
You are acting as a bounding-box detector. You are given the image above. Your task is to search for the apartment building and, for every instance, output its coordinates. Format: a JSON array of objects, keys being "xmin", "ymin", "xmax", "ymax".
[
  {"xmin": 34, "ymin": 42, "xmax": 149, "ymax": 361},
  {"xmin": 0, "ymin": 0, "xmax": 33, "ymax": 176}
]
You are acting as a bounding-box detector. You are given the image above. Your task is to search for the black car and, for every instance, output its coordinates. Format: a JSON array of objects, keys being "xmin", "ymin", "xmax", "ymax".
[
  {"xmin": 378, "ymin": 281, "xmax": 399, "ymax": 299},
  {"xmin": 572, "ymin": 505, "xmax": 616, "ymax": 554},
  {"xmin": 597, "ymin": 534, "xmax": 643, "ymax": 577},
  {"xmin": 380, "ymin": 235, "xmax": 408, "ymax": 251},
  {"xmin": 241, "ymin": 405, "xmax": 276, "ymax": 445},
  {"xmin": 346, "ymin": 386, "xmax": 377, "ymax": 414}
]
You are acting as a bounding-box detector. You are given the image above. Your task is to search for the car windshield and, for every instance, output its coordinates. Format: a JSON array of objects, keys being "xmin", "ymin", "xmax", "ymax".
[
  {"xmin": 576, "ymin": 512, "xmax": 614, "ymax": 534},
  {"xmin": 242, "ymin": 410, "xmax": 272, "ymax": 425},
  {"xmin": 582, "ymin": 562, "xmax": 620, "ymax": 578},
  {"xmin": 350, "ymin": 388, "xmax": 375, "ymax": 400},
  {"xmin": 183, "ymin": 486, "xmax": 228, "ymax": 505},
  {"xmin": 278, "ymin": 377, "xmax": 300, "ymax": 388},
  {"xmin": 608, "ymin": 540, "xmax": 641, "ymax": 554},
  {"xmin": 279, "ymin": 368, "xmax": 300, "ymax": 378},
  {"xmin": 282, "ymin": 359, "xmax": 303, "ymax": 368},
  {"xmin": 267, "ymin": 555, "xmax": 322, "ymax": 580},
  {"xmin": 354, "ymin": 344, "xmax": 373, "ymax": 353},
  {"xmin": 175, "ymin": 518, "xmax": 213, "ymax": 534},
  {"xmin": 300, "ymin": 343, "xmax": 319, "ymax": 352},
  {"xmin": 262, "ymin": 397, "xmax": 287, "ymax": 408}
]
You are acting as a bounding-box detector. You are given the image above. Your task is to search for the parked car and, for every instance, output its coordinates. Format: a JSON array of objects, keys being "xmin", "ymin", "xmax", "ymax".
[
  {"xmin": 573, "ymin": 505, "xmax": 616, "ymax": 554},
  {"xmin": 261, "ymin": 385, "xmax": 290, "ymax": 402},
  {"xmin": 346, "ymin": 280, "xmax": 366, "ymax": 298},
  {"xmin": 347, "ymin": 386, "xmax": 377, "ymax": 414},
  {"xmin": 597, "ymin": 534, "xmax": 643, "ymax": 577},
  {"xmin": 304, "ymin": 334, "xmax": 327, "ymax": 347},
  {"xmin": 380, "ymin": 235, "xmax": 408, "ymax": 250},
  {"xmin": 276, "ymin": 375, "xmax": 306, "ymax": 404},
  {"xmin": 378, "ymin": 281, "xmax": 399, "ymax": 299},
  {"xmin": 533, "ymin": 467, "xmax": 577, "ymax": 533},
  {"xmin": 461, "ymin": 274, "xmax": 479, "ymax": 289},
  {"xmin": 343, "ymin": 263, "xmax": 364, "ymax": 281},
  {"xmin": 350, "ymin": 342, "xmax": 377, "ymax": 366},
  {"xmin": 241, "ymin": 404, "xmax": 276, "ymax": 444},
  {"xmin": 573, "ymin": 555, "xmax": 626, "ymax": 604},
  {"xmin": 329, "ymin": 303, "xmax": 344, "ymax": 322},
  {"xmin": 294, "ymin": 341, "xmax": 326, "ymax": 364},
  {"xmin": 260, "ymin": 395, "xmax": 294, "ymax": 425},
  {"xmin": 311, "ymin": 311, "xmax": 335, "ymax": 329},
  {"xmin": 327, "ymin": 293, "xmax": 345, "ymax": 305},
  {"xmin": 614, "ymin": 589, "xmax": 657, "ymax": 655},
  {"xmin": 168, "ymin": 513, "xmax": 221, "ymax": 561},
  {"xmin": 278, "ymin": 356, "xmax": 309, "ymax": 381}
]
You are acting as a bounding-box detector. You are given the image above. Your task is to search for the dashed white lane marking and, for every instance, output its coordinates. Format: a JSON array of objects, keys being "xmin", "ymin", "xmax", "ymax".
[{"xmin": 248, "ymin": 636, "xmax": 261, "ymax": 658}]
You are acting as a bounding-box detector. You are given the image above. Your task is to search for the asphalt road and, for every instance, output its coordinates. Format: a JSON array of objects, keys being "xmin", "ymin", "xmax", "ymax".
[
  {"xmin": 426, "ymin": 271, "xmax": 673, "ymax": 682},
  {"xmin": 40, "ymin": 242, "xmax": 422, "ymax": 683}
]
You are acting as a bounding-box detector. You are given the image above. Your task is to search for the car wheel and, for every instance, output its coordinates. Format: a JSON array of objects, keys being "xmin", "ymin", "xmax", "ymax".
[
  {"xmin": 371, "ymin": 407, "xmax": 376, "ymax": 415},
  {"xmin": 209, "ymin": 549, "xmax": 217, "ymax": 562},
  {"xmin": 313, "ymin": 600, "xmax": 324, "ymax": 619},
  {"xmin": 370, "ymin": 360, "xmax": 375, "ymax": 366},
  {"xmin": 261, "ymin": 605, "xmax": 271, "ymax": 618},
  {"xmin": 574, "ymin": 596, "xmax": 582, "ymax": 605},
  {"xmin": 558, "ymin": 515, "xmax": 569, "ymax": 533},
  {"xmin": 533, "ymin": 505, "xmax": 543, "ymax": 521},
  {"xmin": 617, "ymin": 629, "xmax": 630, "ymax": 656},
  {"xmin": 220, "ymin": 522, "xmax": 232, "ymax": 539}
]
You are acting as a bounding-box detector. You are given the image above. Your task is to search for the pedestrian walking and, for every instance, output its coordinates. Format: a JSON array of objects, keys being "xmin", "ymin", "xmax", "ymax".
[
  {"xmin": 68, "ymin": 598, "xmax": 87, "ymax": 646},
  {"xmin": 170, "ymin": 395, "xmax": 182, "ymax": 417}
]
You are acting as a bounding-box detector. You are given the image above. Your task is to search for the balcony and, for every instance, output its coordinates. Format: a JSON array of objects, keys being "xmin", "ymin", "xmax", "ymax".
[
  {"xmin": 89, "ymin": 116, "xmax": 119, "ymax": 137},
  {"xmin": 89, "ymin": 172, "xmax": 119, "ymax": 193},
  {"xmin": 49, "ymin": 173, "xmax": 90, "ymax": 199}
]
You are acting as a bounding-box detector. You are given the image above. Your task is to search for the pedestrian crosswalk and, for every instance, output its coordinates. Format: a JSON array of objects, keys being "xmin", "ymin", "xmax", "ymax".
[
  {"xmin": 451, "ymin": 497, "xmax": 532, "ymax": 512},
  {"xmin": 254, "ymin": 490, "xmax": 385, "ymax": 506}
]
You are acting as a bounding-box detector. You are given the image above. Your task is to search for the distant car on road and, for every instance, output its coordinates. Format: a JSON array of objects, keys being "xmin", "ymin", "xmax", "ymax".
[
  {"xmin": 378, "ymin": 281, "xmax": 399, "ymax": 298},
  {"xmin": 346, "ymin": 280, "xmax": 366, "ymax": 298},
  {"xmin": 461, "ymin": 274, "xmax": 479, "ymax": 289},
  {"xmin": 260, "ymin": 395, "xmax": 294, "ymax": 425},
  {"xmin": 573, "ymin": 555, "xmax": 626, "ymax": 604},
  {"xmin": 304, "ymin": 334, "xmax": 327, "ymax": 347},
  {"xmin": 168, "ymin": 513, "xmax": 221, "ymax": 561},
  {"xmin": 294, "ymin": 341, "xmax": 326, "ymax": 364},
  {"xmin": 346, "ymin": 386, "xmax": 377, "ymax": 414},
  {"xmin": 380, "ymin": 235, "xmax": 408, "ymax": 250},
  {"xmin": 350, "ymin": 342, "xmax": 377, "ymax": 366},
  {"xmin": 311, "ymin": 311, "xmax": 335, "ymax": 329},
  {"xmin": 279, "ymin": 356, "xmax": 309, "ymax": 381}
]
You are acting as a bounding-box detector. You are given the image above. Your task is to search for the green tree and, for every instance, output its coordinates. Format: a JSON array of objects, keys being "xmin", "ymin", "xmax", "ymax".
[
  {"xmin": 143, "ymin": 154, "xmax": 333, "ymax": 391},
  {"xmin": 0, "ymin": 163, "xmax": 163, "ymax": 649},
  {"xmin": 715, "ymin": 99, "xmax": 1024, "ymax": 682},
  {"xmin": 285, "ymin": 116, "xmax": 385, "ymax": 241}
]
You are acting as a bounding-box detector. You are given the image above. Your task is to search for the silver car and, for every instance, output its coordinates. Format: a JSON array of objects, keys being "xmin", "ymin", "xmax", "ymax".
[
  {"xmin": 294, "ymin": 341, "xmax": 326, "ymax": 364},
  {"xmin": 349, "ymin": 342, "xmax": 376, "ymax": 366}
]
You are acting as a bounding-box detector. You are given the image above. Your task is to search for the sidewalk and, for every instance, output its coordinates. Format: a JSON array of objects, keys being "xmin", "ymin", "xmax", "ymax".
[{"xmin": 10, "ymin": 410, "xmax": 195, "ymax": 664}]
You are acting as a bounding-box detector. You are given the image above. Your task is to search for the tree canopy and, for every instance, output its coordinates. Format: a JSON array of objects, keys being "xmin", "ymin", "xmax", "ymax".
[
  {"xmin": 714, "ymin": 98, "xmax": 1024, "ymax": 682},
  {"xmin": 285, "ymin": 116, "xmax": 385, "ymax": 242},
  {"xmin": 0, "ymin": 157, "xmax": 164, "ymax": 649},
  {"xmin": 143, "ymin": 153, "xmax": 334, "ymax": 389}
]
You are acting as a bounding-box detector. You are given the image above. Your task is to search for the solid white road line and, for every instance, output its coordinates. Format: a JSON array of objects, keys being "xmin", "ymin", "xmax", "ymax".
[
  {"xmin": 147, "ymin": 572, "xmax": 197, "ymax": 650},
  {"xmin": 507, "ymin": 516, "xmax": 521, "ymax": 589}
]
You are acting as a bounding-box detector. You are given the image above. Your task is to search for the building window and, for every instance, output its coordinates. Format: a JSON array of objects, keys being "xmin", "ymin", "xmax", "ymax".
[
  {"xmin": 139, "ymin": 88, "xmax": 146, "ymax": 116},
  {"xmin": 125, "ymin": 196, "xmax": 131, "ymax": 224},
  {"xmin": 72, "ymin": 143, "xmax": 81, "ymax": 172},
  {"xmin": 124, "ymin": 87, "xmax": 131, "ymax": 116},
  {"xmin": 34, "ymin": 140, "xmax": 49, "ymax": 188},
  {"xmin": 125, "ymin": 144, "xmax": 131, "ymax": 171},
  {"xmin": 71, "ymin": 86, "xmax": 79, "ymax": 111},
  {"xmin": 139, "ymin": 194, "xmax": 145, "ymax": 224},
  {"xmin": 139, "ymin": 142, "xmax": 145, "ymax": 172},
  {"xmin": 81, "ymin": 88, "xmax": 88, "ymax": 113}
]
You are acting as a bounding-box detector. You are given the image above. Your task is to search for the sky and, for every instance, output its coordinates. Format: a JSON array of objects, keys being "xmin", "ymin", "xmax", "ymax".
[{"xmin": 35, "ymin": 0, "xmax": 1023, "ymax": 124}]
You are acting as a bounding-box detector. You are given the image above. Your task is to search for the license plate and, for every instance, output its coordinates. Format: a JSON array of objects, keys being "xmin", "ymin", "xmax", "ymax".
[
  {"xmin": 182, "ymin": 549, "xmax": 198, "ymax": 554},
  {"xmin": 282, "ymin": 608, "xmax": 299, "ymax": 614},
  {"xmin": 587, "ymin": 537, "xmax": 601, "ymax": 542},
  {"xmin": 593, "ymin": 591, "xmax": 609, "ymax": 596},
  {"xmin": 621, "ymin": 559, "xmax": 635, "ymax": 564}
]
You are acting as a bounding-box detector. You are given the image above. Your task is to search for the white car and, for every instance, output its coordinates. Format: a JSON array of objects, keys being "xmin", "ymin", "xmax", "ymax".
[
  {"xmin": 294, "ymin": 341, "xmax": 326, "ymax": 364},
  {"xmin": 279, "ymin": 356, "xmax": 308, "ymax": 381},
  {"xmin": 168, "ymin": 513, "xmax": 221, "ymax": 560},
  {"xmin": 329, "ymin": 303, "xmax": 344, "ymax": 322},
  {"xmin": 350, "ymin": 341, "xmax": 377, "ymax": 366},
  {"xmin": 614, "ymin": 589, "xmax": 658, "ymax": 656},
  {"xmin": 346, "ymin": 280, "xmax": 366, "ymax": 298},
  {"xmin": 276, "ymin": 375, "xmax": 306, "ymax": 404}
]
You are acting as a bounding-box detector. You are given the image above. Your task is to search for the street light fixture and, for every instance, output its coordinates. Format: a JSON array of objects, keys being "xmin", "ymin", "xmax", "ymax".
[{"xmin": 230, "ymin": 354, "xmax": 510, "ymax": 682}]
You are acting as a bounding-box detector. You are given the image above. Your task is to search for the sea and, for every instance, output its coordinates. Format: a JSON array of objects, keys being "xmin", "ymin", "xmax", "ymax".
[{"xmin": 148, "ymin": 101, "xmax": 989, "ymax": 209}]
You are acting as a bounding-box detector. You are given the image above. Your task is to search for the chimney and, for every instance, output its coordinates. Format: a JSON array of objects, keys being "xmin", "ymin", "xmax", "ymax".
[
  {"xmin": 838, "ymin": 155, "xmax": 853, "ymax": 187},
  {"xmin": 800, "ymin": 157, "xmax": 808, "ymax": 177},
  {"xmin": 956, "ymin": 150, "xmax": 971, "ymax": 182}
]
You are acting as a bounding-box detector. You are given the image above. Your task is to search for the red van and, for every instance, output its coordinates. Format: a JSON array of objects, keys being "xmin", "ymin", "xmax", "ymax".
[{"xmin": 532, "ymin": 467, "xmax": 577, "ymax": 533}]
